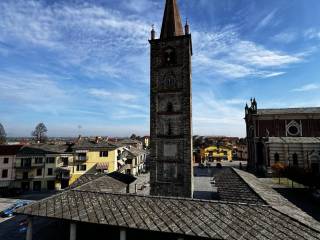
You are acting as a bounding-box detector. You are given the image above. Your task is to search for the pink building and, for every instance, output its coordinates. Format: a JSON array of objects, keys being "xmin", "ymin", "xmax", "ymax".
[{"xmin": 0, "ymin": 145, "xmax": 23, "ymax": 190}]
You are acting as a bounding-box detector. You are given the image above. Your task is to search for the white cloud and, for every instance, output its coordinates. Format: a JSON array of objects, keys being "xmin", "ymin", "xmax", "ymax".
[
  {"xmin": 291, "ymin": 84, "xmax": 320, "ymax": 92},
  {"xmin": 272, "ymin": 32, "xmax": 297, "ymax": 43},
  {"xmin": 304, "ymin": 28, "xmax": 320, "ymax": 40},
  {"xmin": 255, "ymin": 9, "xmax": 278, "ymax": 31},
  {"xmin": 193, "ymin": 91, "xmax": 246, "ymax": 137},
  {"xmin": 192, "ymin": 26, "xmax": 303, "ymax": 80},
  {"xmin": 88, "ymin": 88, "xmax": 137, "ymax": 102}
]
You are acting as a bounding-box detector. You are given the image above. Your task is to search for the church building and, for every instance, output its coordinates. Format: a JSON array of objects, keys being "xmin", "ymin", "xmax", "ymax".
[
  {"xmin": 149, "ymin": 0, "xmax": 193, "ymax": 198},
  {"xmin": 245, "ymin": 99, "xmax": 320, "ymax": 175}
]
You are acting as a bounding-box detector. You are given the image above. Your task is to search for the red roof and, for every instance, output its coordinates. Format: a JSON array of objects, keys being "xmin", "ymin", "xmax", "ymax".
[{"xmin": 0, "ymin": 145, "xmax": 23, "ymax": 156}]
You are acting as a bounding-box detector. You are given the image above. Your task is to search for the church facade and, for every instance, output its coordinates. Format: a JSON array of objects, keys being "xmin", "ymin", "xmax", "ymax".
[
  {"xmin": 149, "ymin": 0, "xmax": 193, "ymax": 198},
  {"xmin": 245, "ymin": 99, "xmax": 320, "ymax": 175}
]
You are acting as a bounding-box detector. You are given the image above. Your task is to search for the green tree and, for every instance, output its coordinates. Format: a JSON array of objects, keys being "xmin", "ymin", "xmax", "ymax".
[
  {"xmin": 0, "ymin": 123, "xmax": 6, "ymax": 144},
  {"xmin": 32, "ymin": 123, "xmax": 48, "ymax": 143}
]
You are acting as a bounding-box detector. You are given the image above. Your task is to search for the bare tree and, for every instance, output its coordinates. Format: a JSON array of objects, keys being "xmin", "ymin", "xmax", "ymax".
[
  {"xmin": 32, "ymin": 123, "xmax": 48, "ymax": 143},
  {"xmin": 0, "ymin": 123, "xmax": 6, "ymax": 144},
  {"xmin": 130, "ymin": 134, "xmax": 137, "ymax": 139}
]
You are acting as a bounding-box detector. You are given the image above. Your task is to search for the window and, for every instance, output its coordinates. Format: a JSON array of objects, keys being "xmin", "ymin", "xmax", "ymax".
[
  {"xmin": 47, "ymin": 168, "xmax": 53, "ymax": 176},
  {"xmin": 274, "ymin": 153, "xmax": 280, "ymax": 162},
  {"xmin": 23, "ymin": 172, "xmax": 28, "ymax": 180},
  {"xmin": 36, "ymin": 168, "xmax": 42, "ymax": 176},
  {"xmin": 21, "ymin": 158, "xmax": 32, "ymax": 168},
  {"xmin": 164, "ymin": 47, "xmax": 176, "ymax": 65},
  {"xmin": 100, "ymin": 151, "xmax": 108, "ymax": 157},
  {"xmin": 2, "ymin": 169, "xmax": 8, "ymax": 178},
  {"xmin": 292, "ymin": 153, "xmax": 298, "ymax": 166},
  {"xmin": 46, "ymin": 157, "xmax": 55, "ymax": 164},
  {"xmin": 62, "ymin": 157, "xmax": 68, "ymax": 166},
  {"xmin": 167, "ymin": 121, "xmax": 172, "ymax": 136},
  {"xmin": 35, "ymin": 157, "xmax": 43, "ymax": 164},
  {"xmin": 80, "ymin": 165, "xmax": 86, "ymax": 171},
  {"xmin": 3, "ymin": 158, "xmax": 9, "ymax": 164},
  {"xmin": 167, "ymin": 102, "xmax": 173, "ymax": 112}
]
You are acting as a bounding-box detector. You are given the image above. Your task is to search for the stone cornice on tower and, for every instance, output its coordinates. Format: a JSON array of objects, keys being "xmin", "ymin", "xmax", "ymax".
[{"xmin": 160, "ymin": 0, "xmax": 184, "ymax": 39}]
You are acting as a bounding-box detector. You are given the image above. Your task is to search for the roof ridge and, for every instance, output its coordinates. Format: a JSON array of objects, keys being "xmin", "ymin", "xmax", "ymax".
[{"xmin": 70, "ymin": 188, "xmax": 271, "ymax": 207}]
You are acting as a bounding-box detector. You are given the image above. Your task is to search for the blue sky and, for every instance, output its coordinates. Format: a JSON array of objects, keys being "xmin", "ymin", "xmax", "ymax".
[{"xmin": 0, "ymin": 0, "xmax": 320, "ymax": 137}]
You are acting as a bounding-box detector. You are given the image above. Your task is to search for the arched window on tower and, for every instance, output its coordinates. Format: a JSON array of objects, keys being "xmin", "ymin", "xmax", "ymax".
[
  {"xmin": 163, "ymin": 47, "xmax": 176, "ymax": 65},
  {"xmin": 167, "ymin": 102, "xmax": 173, "ymax": 112},
  {"xmin": 274, "ymin": 153, "xmax": 279, "ymax": 162},
  {"xmin": 167, "ymin": 120, "xmax": 172, "ymax": 136}
]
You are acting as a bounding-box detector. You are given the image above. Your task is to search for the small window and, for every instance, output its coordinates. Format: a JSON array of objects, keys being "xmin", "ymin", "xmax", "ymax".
[
  {"xmin": 100, "ymin": 151, "xmax": 108, "ymax": 157},
  {"xmin": 164, "ymin": 47, "xmax": 176, "ymax": 65},
  {"xmin": 35, "ymin": 157, "xmax": 43, "ymax": 164},
  {"xmin": 167, "ymin": 121, "xmax": 172, "ymax": 136},
  {"xmin": 46, "ymin": 157, "xmax": 55, "ymax": 164},
  {"xmin": 3, "ymin": 158, "xmax": 9, "ymax": 164},
  {"xmin": 47, "ymin": 168, "xmax": 53, "ymax": 176},
  {"xmin": 167, "ymin": 102, "xmax": 173, "ymax": 112},
  {"xmin": 62, "ymin": 157, "xmax": 68, "ymax": 166},
  {"xmin": 274, "ymin": 153, "xmax": 280, "ymax": 162},
  {"xmin": 292, "ymin": 153, "xmax": 298, "ymax": 166},
  {"xmin": 76, "ymin": 165, "xmax": 80, "ymax": 171},
  {"xmin": 36, "ymin": 168, "xmax": 42, "ymax": 176},
  {"xmin": 80, "ymin": 165, "xmax": 87, "ymax": 171},
  {"xmin": 2, "ymin": 169, "xmax": 8, "ymax": 178}
]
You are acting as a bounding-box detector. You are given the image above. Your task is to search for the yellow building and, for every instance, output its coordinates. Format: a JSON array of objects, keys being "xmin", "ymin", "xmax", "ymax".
[
  {"xmin": 69, "ymin": 139, "xmax": 121, "ymax": 184},
  {"xmin": 200, "ymin": 145, "xmax": 233, "ymax": 162}
]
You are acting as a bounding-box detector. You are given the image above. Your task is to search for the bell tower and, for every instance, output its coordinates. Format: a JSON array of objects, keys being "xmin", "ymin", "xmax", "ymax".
[{"xmin": 149, "ymin": 0, "xmax": 193, "ymax": 198}]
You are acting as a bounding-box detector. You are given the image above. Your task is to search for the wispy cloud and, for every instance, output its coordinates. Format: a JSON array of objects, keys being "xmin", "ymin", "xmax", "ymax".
[
  {"xmin": 291, "ymin": 83, "xmax": 320, "ymax": 92},
  {"xmin": 193, "ymin": 26, "xmax": 304, "ymax": 80},
  {"xmin": 304, "ymin": 28, "xmax": 320, "ymax": 40},
  {"xmin": 272, "ymin": 32, "xmax": 297, "ymax": 43},
  {"xmin": 88, "ymin": 88, "xmax": 138, "ymax": 102},
  {"xmin": 255, "ymin": 9, "xmax": 278, "ymax": 31}
]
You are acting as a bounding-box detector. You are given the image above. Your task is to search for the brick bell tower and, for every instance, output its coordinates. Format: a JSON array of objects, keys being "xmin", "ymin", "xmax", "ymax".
[{"xmin": 149, "ymin": 0, "xmax": 193, "ymax": 198}]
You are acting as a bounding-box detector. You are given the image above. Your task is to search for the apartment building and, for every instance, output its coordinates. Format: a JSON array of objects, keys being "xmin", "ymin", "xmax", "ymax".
[{"xmin": 0, "ymin": 145, "xmax": 23, "ymax": 192}]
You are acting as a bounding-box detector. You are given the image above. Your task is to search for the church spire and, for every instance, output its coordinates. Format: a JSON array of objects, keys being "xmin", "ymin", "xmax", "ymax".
[{"xmin": 160, "ymin": 0, "xmax": 184, "ymax": 39}]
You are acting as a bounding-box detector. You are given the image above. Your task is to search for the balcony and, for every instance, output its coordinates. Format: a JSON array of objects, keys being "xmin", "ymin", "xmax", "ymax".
[
  {"xmin": 15, "ymin": 164, "xmax": 33, "ymax": 169},
  {"xmin": 15, "ymin": 174, "xmax": 35, "ymax": 180}
]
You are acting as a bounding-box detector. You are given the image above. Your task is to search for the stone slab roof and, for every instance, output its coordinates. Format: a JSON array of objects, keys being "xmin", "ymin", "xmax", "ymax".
[
  {"xmin": 234, "ymin": 168, "xmax": 320, "ymax": 232},
  {"xmin": 214, "ymin": 168, "xmax": 266, "ymax": 205},
  {"xmin": 107, "ymin": 172, "xmax": 137, "ymax": 185},
  {"xmin": 73, "ymin": 139, "xmax": 118, "ymax": 151},
  {"xmin": 257, "ymin": 107, "xmax": 320, "ymax": 115},
  {"xmin": 0, "ymin": 144, "xmax": 23, "ymax": 156},
  {"xmin": 68, "ymin": 173, "xmax": 106, "ymax": 189},
  {"xmin": 76, "ymin": 176, "xmax": 127, "ymax": 193},
  {"xmin": 15, "ymin": 190, "xmax": 320, "ymax": 240}
]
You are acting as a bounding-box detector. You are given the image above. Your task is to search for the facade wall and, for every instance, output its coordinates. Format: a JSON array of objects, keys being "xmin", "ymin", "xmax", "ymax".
[
  {"xmin": 0, "ymin": 155, "xmax": 15, "ymax": 182},
  {"xmin": 14, "ymin": 154, "xmax": 60, "ymax": 191},
  {"xmin": 150, "ymin": 35, "xmax": 193, "ymax": 198},
  {"xmin": 267, "ymin": 142, "xmax": 320, "ymax": 170},
  {"xmin": 70, "ymin": 149, "xmax": 118, "ymax": 184},
  {"xmin": 255, "ymin": 118, "xmax": 320, "ymax": 138}
]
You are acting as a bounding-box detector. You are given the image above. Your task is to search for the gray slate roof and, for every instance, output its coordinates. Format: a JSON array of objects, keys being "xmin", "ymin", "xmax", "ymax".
[
  {"xmin": 15, "ymin": 190, "xmax": 320, "ymax": 240},
  {"xmin": 76, "ymin": 176, "xmax": 127, "ymax": 193},
  {"xmin": 257, "ymin": 107, "xmax": 320, "ymax": 115},
  {"xmin": 215, "ymin": 168, "xmax": 266, "ymax": 205},
  {"xmin": 73, "ymin": 139, "xmax": 118, "ymax": 151}
]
